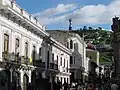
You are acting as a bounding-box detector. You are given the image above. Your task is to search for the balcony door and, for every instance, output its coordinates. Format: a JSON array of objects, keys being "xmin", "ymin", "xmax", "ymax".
[
  {"xmin": 15, "ymin": 38, "xmax": 19, "ymax": 62},
  {"xmin": 23, "ymin": 74, "xmax": 28, "ymax": 90},
  {"xmin": 47, "ymin": 51, "xmax": 50, "ymax": 68},
  {"xmin": 3, "ymin": 34, "xmax": 9, "ymax": 60}
]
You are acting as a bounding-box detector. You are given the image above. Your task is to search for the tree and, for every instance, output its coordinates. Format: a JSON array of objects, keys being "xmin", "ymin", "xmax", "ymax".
[
  {"xmin": 80, "ymin": 28, "xmax": 83, "ymax": 30},
  {"xmin": 83, "ymin": 26, "xmax": 87, "ymax": 30},
  {"xmin": 88, "ymin": 27, "xmax": 93, "ymax": 30},
  {"xmin": 98, "ymin": 27, "xmax": 102, "ymax": 30}
]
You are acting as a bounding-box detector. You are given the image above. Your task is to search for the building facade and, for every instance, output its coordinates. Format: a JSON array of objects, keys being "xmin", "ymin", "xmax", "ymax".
[
  {"xmin": 47, "ymin": 30, "xmax": 87, "ymax": 83},
  {"xmin": 111, "ymin": 17, "xmax": 120, "ymax": 77},
  {"xmin": 86, "ymin": 48, "xmax": 99, "ymax": 82},
  {"xmin": 51, "ymin": 38, "xmax": 71, "ymax": 84},
  {"xmin": 0, "ymin": 0, "xmax": 71, "ymax": 90}
]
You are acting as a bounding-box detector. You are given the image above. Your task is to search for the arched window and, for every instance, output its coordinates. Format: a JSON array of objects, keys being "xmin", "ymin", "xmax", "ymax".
[
  {"xmin": 23, "ymin": 74, "xmax": 29, "ymax": 90},
  {"xmin": 4, "ymin": 34, "xmax": 9, "ymax": 53},
  {"xmin": 12, "ymin": 71, "xmax": 20, "ymax": 87},
  {"xmin": 67, "ymin": 42, "xmax": 69, "ymax": 48},
  {"xmin": 70, "ymin": 56, "xmax": 73, "ymax": 64},
  {"xmin": 70, "ymin": 40, "xmax": 73, "ymax": 49}
]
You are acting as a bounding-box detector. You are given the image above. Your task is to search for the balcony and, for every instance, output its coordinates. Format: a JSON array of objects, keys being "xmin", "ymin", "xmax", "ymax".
[
  {"xmin": 33, "ymin": 60, "xmax": 45, "ymax": 68},
  {"xmin": 2, "ymin": 52, "xmax": 34, "ymax": 66},
  {"xmin": 21, "ymin": 56, "xmax": 30, "ymax": 65},
  {"xmin": 0, "ymin": 0, "xmax": 44, "ymax": 30},
  {"xmin": 2, "ymin": 52, "xmax": 21, "ymax": 64},
  {"xmin": 49, "ymin": 63, "xmax": 58, "ymax": 70}
]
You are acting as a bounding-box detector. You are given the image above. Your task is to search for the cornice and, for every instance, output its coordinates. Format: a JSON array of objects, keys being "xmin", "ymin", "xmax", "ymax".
[{"xmin": 51, "ymin": 38, "xmax": 72, "ymax": 55}]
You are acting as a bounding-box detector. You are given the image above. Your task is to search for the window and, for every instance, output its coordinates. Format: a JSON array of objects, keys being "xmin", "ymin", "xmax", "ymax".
[
  {"xmin": 47, "ymin": 51, "xmax": 50, "ymax": 68},
  {"xmin": 52, "ymin": 53, "xmax": 54, "ymax": 63},
  {"xmin": 64, "ymin": 59, "xmax": 65, "ymax": 67},
  {"xmin": 67, "ymin": 42, "xmax": 69, "ymax": 48},
  {"xmin": 64, "ymin": 78, "xmax": 66, "ymax": 83},
  {"xmin": 70, "ymin": 40, "xmax": 73, "ymax": 49},
  {"xmin": 15, "ymin": 38, "xmax": 19, "ymax": 61},
  {"xmin": 61, "ymin": 77, "xmax": 62, "ymax": 83},
  {"xmin": 70, "ymin": 56, "xmax": 73, "ymax": 64},
  {"xmin": 4, "ymin": 34, "xmax": 9, "ymax": 53},
  {"xmin": 39, "ymin": 47, "xmax": 41, "ymax": 56},
  {"xmin": 15, "ymin": 38, "xmax": 19, "ymax": 54},
  {"xmin": 32, "ymin": 46, "xmax": 35, "ymax": 60},
  {"xmin": 24, "ymin": 42, "xmax": 28, "ymax": 58},
  {"xmin": 56, "ymin": 55, "xmax": 58, "ymax": 65},
  {"xmin": 74, "ymin": 56, "xmax": 75, "ymax": 64},
  {"xmin": 39, "ymin": 47, "xmax": 42, "ymax": 62},
  {"xmin": 60, "ymin": 57, "xmax": 62, "ymax": 66},
  {"xmin": 67, "ymin": 60, "xmax": 68, "ymax": 72}
]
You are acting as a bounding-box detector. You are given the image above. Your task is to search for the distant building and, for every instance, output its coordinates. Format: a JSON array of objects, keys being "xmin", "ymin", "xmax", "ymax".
[
  {"xmin": 47, "ymin": 30, "xmax": 87, "ymax": 83},
  {"xmin": 86, "ymin": 43, "xmax": 100, "ymax": 82}
]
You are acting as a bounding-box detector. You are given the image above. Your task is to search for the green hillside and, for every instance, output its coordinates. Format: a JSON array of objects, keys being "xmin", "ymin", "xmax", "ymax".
[{"xmin": 72, "ymin": 27, "xmax": 113, "ymax": 62}]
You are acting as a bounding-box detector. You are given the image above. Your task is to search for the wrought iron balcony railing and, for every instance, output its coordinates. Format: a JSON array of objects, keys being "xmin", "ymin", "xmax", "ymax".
[
  {"xmin": 33, "ymin": 60, "xmax": 45, "ymax": 68},
  {"xmin": 2, "ymin": 52, "xmax": 21, "ymax": 63},
  {"xmin": 49, "ymin": 63, "xmax": 58, "ymax": 70},
  {"xmin": 2, "ymin": 52, "xmax": 34, "ymax": 65}
]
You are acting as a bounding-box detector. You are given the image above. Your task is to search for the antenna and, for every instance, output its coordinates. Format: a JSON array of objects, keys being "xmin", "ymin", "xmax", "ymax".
[{"xmin": 68, "ymin": 18, "xmax": 72, "ymax": 31}]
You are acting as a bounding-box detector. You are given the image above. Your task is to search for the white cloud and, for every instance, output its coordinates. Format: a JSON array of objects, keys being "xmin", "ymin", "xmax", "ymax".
[{"xmin": 34, "ymin": 0, "xmax": 120, "ymax": 26}]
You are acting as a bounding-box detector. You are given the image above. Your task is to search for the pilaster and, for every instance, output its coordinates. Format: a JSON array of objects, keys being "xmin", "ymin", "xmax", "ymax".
[
  {"xmin": 0, "ymin": 22, "xmax": 3, "ymax": 61},
  {"xmin": 20, "ymin": 35, "xmax": 24, "ymax": 56},
  {"xmin": 20, "ymin": 70, "xmax": 24, "ymax": 90},
  {"xmin": 10, "ymin": 31, "xmax": 15, "ymax": 53},
  {"xmin": 29, "ymin": 70, "xmax": 31, "ymax": 83}
]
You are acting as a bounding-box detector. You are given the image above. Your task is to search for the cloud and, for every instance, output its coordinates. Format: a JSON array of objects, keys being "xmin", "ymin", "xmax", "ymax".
[
  {"xmin": 34, "ymin": 4, "xmax": 78, "ymax": 25},
  {"xmin": 34, "ymin": 0, "xmax": 120, "ymax": 26}
]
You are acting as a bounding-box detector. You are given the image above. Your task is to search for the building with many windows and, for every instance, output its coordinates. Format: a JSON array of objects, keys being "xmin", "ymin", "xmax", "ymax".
[
  {"xmin": 0, "ymin": 0, "xmax": 71, "ymax": 90},
  {"xmin": 47, "ymin": 30, "xmax": 87, "ymax": 83}
]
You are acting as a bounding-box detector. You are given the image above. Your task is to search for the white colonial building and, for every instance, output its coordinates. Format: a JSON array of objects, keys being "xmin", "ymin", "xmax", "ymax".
[
  {"xmin": 51, "ymin": 38, "xmax": 71, "ymax": 84},
  {"xmin": 47, "ymin": 30, "xmax": 87, "ymax": 83},
  {"xmin": 0, "ymin": 0, "xmax": 71, "ymax": 90}
]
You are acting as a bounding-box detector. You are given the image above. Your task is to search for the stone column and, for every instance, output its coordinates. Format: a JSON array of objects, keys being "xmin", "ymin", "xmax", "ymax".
[
  {"xmin": 10, "ymin": 31, "xmax": 15, "ymax": 53},
  {"xmin": 20, "ymin": 35, "xmax": 24, "ymax": 56},
  {"xmin": 0, "ymin": 23, "xmax": 3, "ymax": 61},
  {"xmin": 42, "ymin": 41, "xmax": 47, "ymax": 69},
  {"xmin": 29, "ymin": 70, "xmax": 31, "ymax": 83},
  {"xmin": 10, "ymin": 69, "xmax": 13, "ymax": 82},
  {"xmin": 50, "ymin": 74, "xmax": 53, "ymax": 90},
  {"xmin": 20, "ymin": 70, "xmax": 24, "ymax": 90}
]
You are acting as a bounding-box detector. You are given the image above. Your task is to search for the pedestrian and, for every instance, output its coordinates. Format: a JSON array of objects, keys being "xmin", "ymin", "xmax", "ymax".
[
  {"xmin": 56, "ymin": 79, "xmax": 62, "ymax": 90},
  {"xmin": 63, "ymin": 81, "xmax": 68, "ymax": 90},
  {"xmin": 111, "ymin": 81, "xmax": 118, "ymax": 90},
  {"xmin": 17, "ymin": 85, "xmax": 22, "ymax": 90},
  {"xmin": 87, "ymin": 83, "xmax": 94, "ymax": 90},
  {"xmin": 78, "ymin": 84, "xmax": 83, "ymax": 90}
]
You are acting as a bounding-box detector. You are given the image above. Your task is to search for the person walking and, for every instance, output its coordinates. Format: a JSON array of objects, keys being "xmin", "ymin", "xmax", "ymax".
[
  {"xmin": 78, "ymin": 84, "xmax": 83, "ymax": 90},
  {"xmin": 63, "ymin": 81, "xmax": 68, "ymax": 90},
  {"xmin": 111, "ymin": 81, "xmax": 118, "ymax": 90},
  {"xmin": 87, "ymin": 83, "xmax": 94, "ymax": 90}
]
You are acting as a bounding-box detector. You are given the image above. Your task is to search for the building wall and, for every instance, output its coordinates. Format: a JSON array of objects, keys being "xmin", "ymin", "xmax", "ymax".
[
  {"xmin": 86, "ymin": 49, "xmax": 99, "ymax": 65},
  {"xmin": 52, "ymin": 46, "xmax": 70, "ymax": 84},
  {"xmin": 47, "ymin": 30, "xmax": 87, "ymax": 82},
  {"xmin": 0, "ymin": 11, "xmax": 44, "ymax": 89},
  {"xmin": 47, "ymin": 31, "xmax": 86, "ymax": 69}
]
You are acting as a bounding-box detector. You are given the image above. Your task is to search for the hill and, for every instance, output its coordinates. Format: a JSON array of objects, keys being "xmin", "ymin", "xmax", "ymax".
[{"xmin": 72, "ymin": 27, "xmax": 113, "ymax": 63}]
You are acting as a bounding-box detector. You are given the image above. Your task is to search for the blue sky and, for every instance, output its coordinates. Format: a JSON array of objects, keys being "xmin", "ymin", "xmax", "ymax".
[{"xmin": 16, "ymin": 0, "xmax": 118, "ymax": 30}]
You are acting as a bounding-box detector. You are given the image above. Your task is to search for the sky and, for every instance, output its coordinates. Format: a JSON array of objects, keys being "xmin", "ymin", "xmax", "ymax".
[{"xmin": 16, "ymin": 0, "xmax": 119, "ymax": 30}]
